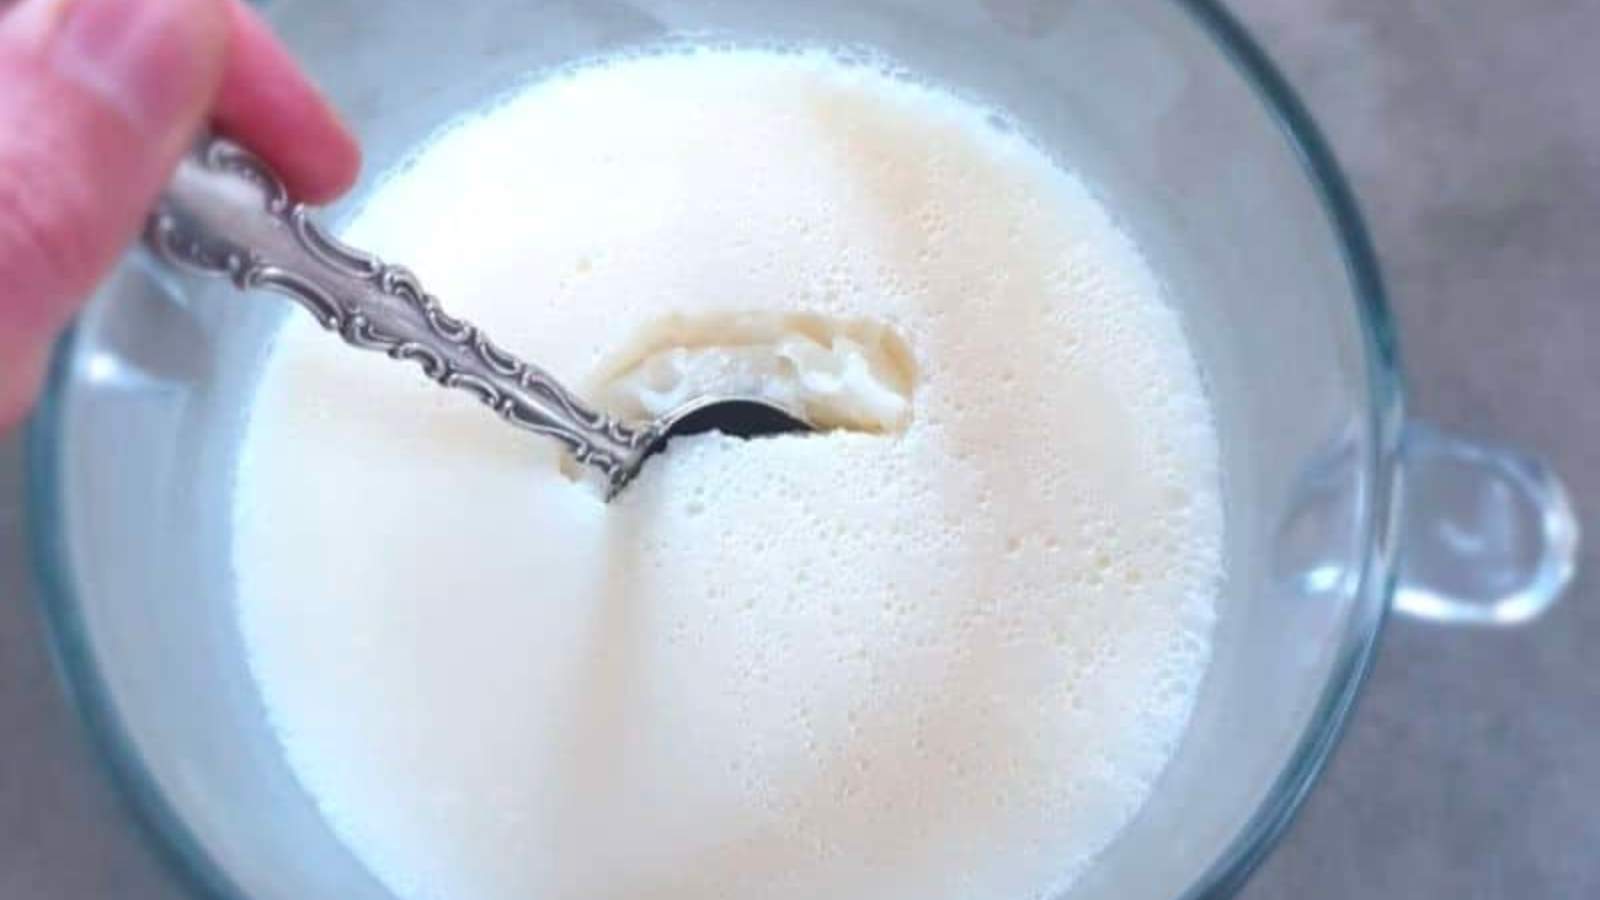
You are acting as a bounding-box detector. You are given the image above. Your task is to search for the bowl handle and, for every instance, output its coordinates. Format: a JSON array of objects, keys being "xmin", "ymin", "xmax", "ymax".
[{"xmin": 1394, "ymin": 421, "xmax": 1579, "ymax": 626}]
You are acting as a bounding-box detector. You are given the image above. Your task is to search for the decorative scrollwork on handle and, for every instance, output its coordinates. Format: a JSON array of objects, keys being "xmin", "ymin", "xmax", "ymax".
[{"xmin": 147, "ymin": 135, "xmax": 655, "ymax": 489}]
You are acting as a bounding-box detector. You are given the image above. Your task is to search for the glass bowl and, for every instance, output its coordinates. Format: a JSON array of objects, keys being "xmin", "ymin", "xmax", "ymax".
[{"xmin": 27, "ymin": 1, "xmax": 1577, "ymax": 897}]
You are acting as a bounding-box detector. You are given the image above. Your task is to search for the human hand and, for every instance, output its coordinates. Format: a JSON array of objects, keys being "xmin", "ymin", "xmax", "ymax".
[{"xmin": 0, "ymin": 0, "xmax": 359, "ymax": 431}]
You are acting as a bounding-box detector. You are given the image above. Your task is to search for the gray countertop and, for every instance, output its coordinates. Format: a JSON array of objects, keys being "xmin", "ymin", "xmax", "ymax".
[{"xmin": 2, "ymin": 2, "xmax": 1595, "ymax": 897}]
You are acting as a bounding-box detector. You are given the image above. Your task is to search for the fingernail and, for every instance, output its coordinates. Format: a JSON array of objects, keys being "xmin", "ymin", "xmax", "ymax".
[{"xmin": 51, "ymin": 0, "xmax": 221, "ymax": 137}]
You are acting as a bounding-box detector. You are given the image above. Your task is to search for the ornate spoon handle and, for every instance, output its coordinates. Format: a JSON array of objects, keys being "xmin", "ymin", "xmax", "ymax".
[{"xmin": 145, "ymin": 135, "xmax": 652, "ymax": 485}]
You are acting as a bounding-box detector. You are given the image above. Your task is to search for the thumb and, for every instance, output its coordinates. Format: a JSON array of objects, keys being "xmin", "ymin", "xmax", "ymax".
[{"xmin": 0, "ymin": 0, "xmax": 229, "ymax": 429}]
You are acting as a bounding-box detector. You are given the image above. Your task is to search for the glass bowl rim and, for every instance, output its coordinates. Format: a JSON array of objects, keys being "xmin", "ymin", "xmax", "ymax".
[{"xmin": 23, "ymin": 2, "xmax": 1404, "ymax": 898}]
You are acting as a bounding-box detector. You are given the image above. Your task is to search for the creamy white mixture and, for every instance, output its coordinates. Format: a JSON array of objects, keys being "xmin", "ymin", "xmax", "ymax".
[{"xmin": 234, "ymin": 49, "xmax": 1223, "ymax": 900}]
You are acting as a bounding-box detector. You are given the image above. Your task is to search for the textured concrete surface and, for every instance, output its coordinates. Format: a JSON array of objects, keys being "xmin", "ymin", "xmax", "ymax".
[{"xmin": 1, "ymin": 2, "xmax": 1595, "ymax": 898}]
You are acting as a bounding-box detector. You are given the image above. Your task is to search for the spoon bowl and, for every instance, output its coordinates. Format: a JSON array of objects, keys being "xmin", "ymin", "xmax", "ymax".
[{"xmin": 610, "ymin": 397, "xmax": 814, "ymax": 497}]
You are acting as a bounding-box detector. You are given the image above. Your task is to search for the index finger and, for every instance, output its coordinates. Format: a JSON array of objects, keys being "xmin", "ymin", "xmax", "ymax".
[{"xmin": 211, "ymin": 0, "xmax": 360, "ymax": 204}]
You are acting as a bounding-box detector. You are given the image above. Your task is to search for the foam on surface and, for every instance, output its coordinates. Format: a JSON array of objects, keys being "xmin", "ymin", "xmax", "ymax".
[{"xmin": 234, "ymin": 47, "xmax": 1224, "ymax": 900}]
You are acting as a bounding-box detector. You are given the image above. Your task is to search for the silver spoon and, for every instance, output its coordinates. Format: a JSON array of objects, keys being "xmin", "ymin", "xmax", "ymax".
[{"xmin": 145, "ymin": 135, "xmax": 811, "ymax": 498}]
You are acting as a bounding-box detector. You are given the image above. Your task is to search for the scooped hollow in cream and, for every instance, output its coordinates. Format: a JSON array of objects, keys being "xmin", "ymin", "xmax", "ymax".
[{"xmin": 595, "ymin": 312, "xmax": 917, "ymax": 433}]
